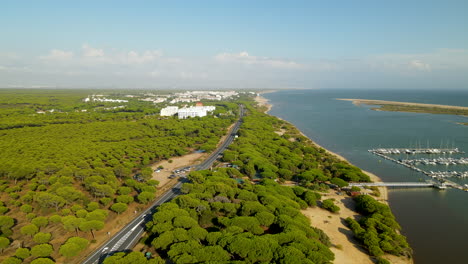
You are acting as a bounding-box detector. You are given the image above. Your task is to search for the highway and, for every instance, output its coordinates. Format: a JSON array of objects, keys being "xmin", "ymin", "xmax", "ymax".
[{"xmin": 82, "ymin": 104, "xmax": 244, "ymax": 264}]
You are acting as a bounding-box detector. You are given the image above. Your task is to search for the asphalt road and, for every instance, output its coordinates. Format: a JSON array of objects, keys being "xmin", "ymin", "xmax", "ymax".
[{"xmin": 82, "ymin": 104, "xmax": 244, "ymax": 264}]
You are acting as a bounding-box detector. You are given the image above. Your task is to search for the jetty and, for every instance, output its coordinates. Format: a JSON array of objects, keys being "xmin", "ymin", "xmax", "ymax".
[
  {"xmin": 349, "ymin": 182, "xmax": 443, "ymax": 189},
  {"xmin": 350, "ymin": 182, "xmax": 433, "ymax": 187},
  {"xmin": 399, "ymin": 157, "xmax": 468, "ymax": 166},
  {"xmin": 349, "ymin": 181, "xmax": 468, "ymax": 191}
]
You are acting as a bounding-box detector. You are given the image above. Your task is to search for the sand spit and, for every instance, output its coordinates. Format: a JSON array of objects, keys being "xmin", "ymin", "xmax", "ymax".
[{"xmin": 337, "ymin": 98, "xmax": 468, "ymax": 111}]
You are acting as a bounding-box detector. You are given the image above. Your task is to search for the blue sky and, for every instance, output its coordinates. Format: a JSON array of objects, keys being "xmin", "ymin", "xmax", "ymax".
[{"xmin": 1, "ymin": 0, "xmax": 467, "ymax": 89}]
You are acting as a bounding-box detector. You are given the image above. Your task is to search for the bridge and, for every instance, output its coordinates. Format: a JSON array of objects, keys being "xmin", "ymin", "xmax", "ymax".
[{"xmin": 349, "ymin": 182, "xmax": 435, "ymax": 188}]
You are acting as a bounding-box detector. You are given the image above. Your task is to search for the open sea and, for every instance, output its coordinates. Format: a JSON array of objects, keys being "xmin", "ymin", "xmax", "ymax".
[{"xmin": 265, "ymin": 89, "xmax": 468, "ymax": 264}]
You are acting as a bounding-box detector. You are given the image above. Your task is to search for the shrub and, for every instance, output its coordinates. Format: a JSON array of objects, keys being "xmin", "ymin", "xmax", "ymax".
[
  {"xmin": 321, "ymin": 199, "xmax": 340, "ymax": 213},
  {"xmin": 20, "ymin": 204, "xmax": 33, "ymax": 214}
]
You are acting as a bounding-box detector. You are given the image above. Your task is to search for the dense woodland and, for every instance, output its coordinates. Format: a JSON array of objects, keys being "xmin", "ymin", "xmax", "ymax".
[
  {"xmin": 0, "ymin": 90, "xmax": 410, "ymax": 263},
  {"xmin": 0, "ymin": 90, "xmax": 239, "ymax": 263},
  {"xmin": 346, "ymin": 195, "xmax": 411, "ymax": 259},
  {"xmin": 145, "ymin": 170, "xmax": 333, "ymax": 264},
  {"xmin": 138, "ymin": 102, "xmax": 410, "ymax": 263}
]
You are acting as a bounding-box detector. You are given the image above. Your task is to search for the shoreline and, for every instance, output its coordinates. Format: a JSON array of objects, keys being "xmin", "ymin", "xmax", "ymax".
[
  {"xmin": 254, "ymin": 93, "xmax": 388, "ymax": 202},
  {"xmin": 253, "ymin": 93, "xmax": 410, "ymax": 264},
  {"xmin": 254, "ymin": 90, "xmax": 276, "ymax": 114}
]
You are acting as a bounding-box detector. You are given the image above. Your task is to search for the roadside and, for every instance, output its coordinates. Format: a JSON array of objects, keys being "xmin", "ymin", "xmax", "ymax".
[
  {"xmin": 150, "ymin": 152, "xmax": 206, "ymax": 188},
  {"xmin": 77, "ymin": 122, "xmax": 236, "ymax": 263}
]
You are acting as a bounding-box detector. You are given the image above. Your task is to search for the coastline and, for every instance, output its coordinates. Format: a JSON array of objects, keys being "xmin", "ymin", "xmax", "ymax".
[
  {"xmin": 254, "ymin": 93, "xmax": 411, "ymax": 264},
  {"xmin": 255, "ymin": 90, "xmax": 275, "ymax": 113},
  {"xmin": 254, "ymin": 92, "xmax": 388, "ymax": 201}
]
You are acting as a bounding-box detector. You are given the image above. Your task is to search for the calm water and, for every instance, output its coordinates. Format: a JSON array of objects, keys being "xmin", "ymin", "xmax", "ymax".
[{"xmin": 265, "ymin": 89, "xmax": 468, "ymax": 264}]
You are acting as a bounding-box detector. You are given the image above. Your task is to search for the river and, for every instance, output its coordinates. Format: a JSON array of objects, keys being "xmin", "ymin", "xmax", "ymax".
[{"xmin": 264, "ymin": 89, "xmax": 468, "ymax": 264}]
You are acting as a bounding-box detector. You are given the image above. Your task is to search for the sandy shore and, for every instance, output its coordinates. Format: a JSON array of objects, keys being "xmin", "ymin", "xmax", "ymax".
[
  {"xmin": 254, "ymin": 90, "xmax": 276, "ymax": 113},
  {"xmin": 337, "ymin": 98, "xmax": 468, "ymax": 111},
  {"xmin": 302, "ymin": 197, "xmax": 374, "ymax": 264},
  {"xmin": 255, "ymin": 94, "xmax": 413, "ymax": 264},
  {"xmin": 302, "ymin": 189, "xmax": 409, "ymax": 264}
]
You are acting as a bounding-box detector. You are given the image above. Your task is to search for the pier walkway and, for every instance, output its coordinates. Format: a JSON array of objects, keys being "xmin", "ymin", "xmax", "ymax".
[{"xmin": 349, "ymin": 182, "xmax": 434, "ymax": 188}]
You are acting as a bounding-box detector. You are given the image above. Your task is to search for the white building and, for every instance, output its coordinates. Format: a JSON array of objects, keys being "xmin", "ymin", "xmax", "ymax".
[
  {"xmin": 160, "ymin": 106, "xmax": 179, "ymax": 116},
  {"xmin": 83, "ymin": 95, "xmax": 128, "ymax": 103},
  {"xmin": 177, "ymin": 106, "xmax": 216, "ymax": 119}
]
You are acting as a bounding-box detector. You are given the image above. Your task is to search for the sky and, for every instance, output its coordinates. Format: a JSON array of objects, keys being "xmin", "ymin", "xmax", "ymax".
[{"xmin": 1, "ymin": 0, "xmax": 467, "ymax": 89}]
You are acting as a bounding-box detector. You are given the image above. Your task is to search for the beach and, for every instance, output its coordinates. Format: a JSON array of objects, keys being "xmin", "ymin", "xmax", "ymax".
[
  {"xmin": 255, "ymin": 91, "xmax": 274, "ymax": 113},
  {"xmin": 254, "ymin": 93, "xmax": 412, "ymax": 264}
]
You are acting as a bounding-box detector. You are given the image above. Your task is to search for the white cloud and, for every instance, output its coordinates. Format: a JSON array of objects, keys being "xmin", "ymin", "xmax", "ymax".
[
  {"xmin": 82, "ymin": 44, "xmax": 104, "ymax": 57},
  {"xmin": 368, "ymin": 49, "xmax": 468, "ymax": 73},
  {"xmin": 215, "ymin": 51, "xmax": 303, "ymax": 69},
  {"xmin": 408, "ymin": 60, "xmax": 431, "ymax": 71},
  {"xmin": 0, "ymin": 52, "xmax": 20, "ymax": 60},
  {"xmin": 2, "ymin": 46, "xmax": 467, "ymax": 89},
  {"xmin": 149, "ymin": 70, "xmax": 160, "ymax": 77},
  {"xmin": 40, "ymin": 49, "xmax": 74, "ymax": 60},
  {"xmin": 124, "ymin": 50, "xmax": 162, "ymax": 64}
]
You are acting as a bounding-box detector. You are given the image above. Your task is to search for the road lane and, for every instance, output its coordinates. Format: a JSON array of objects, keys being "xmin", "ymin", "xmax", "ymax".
[{"xmin": 82, "ymin": 104, "xmax": 244, "ymax": 264}]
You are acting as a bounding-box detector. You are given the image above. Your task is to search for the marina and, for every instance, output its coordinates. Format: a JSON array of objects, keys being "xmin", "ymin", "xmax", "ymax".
[
  {"xmin": 369, "ymin": 147, "xmax": 464, "ymax": 155},
  {"xmin": 368, "ymin": 147, "xmax": 468, "ymax": 191}
]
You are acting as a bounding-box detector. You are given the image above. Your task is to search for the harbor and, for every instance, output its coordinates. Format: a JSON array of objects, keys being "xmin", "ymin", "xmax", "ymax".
[
  {"xmin": 369, "ymin": 147, "xmax": 464, "ymax": 155},
  {"xmin": 368, "ymin": 147, "xmax": 468, "ymax": 191}
]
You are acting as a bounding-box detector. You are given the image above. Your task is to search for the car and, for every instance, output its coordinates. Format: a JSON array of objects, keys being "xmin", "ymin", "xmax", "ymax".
[{"xmin": 102, "ymin": 247, "xmax": 109, "ymax": 253}]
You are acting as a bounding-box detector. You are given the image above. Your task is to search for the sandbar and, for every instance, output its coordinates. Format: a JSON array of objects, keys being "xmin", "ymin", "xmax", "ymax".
[{"xmin": 337, "ymin": 98, "xmax": 468, "ymax": 119}]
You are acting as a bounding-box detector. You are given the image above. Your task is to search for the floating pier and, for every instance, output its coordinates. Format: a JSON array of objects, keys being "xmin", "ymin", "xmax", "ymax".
[
  {"xmin": 400, "ymin": 157, "xmax": 468, "ymax": 166},
  {"xmin": 349, "ymin": 181, "xmax": 448, "ymax": 190}
]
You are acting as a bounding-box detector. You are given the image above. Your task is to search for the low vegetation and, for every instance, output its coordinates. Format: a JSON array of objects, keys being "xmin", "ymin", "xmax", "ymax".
[
  {"xmin": 375, "ymin": 104, "xmax": 468, "ymax": 116},
  {"xmin": 341, "ymin": 98, "xmax": 468, "ymax": 119}
]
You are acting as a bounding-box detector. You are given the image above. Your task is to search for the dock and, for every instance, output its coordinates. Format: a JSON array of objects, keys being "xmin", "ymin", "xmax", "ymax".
[
  {"xmin": 349, "ymin": 182, "xmax": 433, "ymax": 187},
  {"xmin": 399, "ymin": 157, "xmax": 468, "ymax": 166},
  {"xmin": 368, "ymin": 147, "xmax": 468, "ymax": 191},
  {"xmin": 369, "ymin": 148, "xmax": 464, "ymax": 155}
]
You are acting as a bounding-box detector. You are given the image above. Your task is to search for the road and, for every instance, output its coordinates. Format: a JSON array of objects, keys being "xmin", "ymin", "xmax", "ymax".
[{"xmin": 82, "ymin": 104, "xmax": 244, "ymax": 264}]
